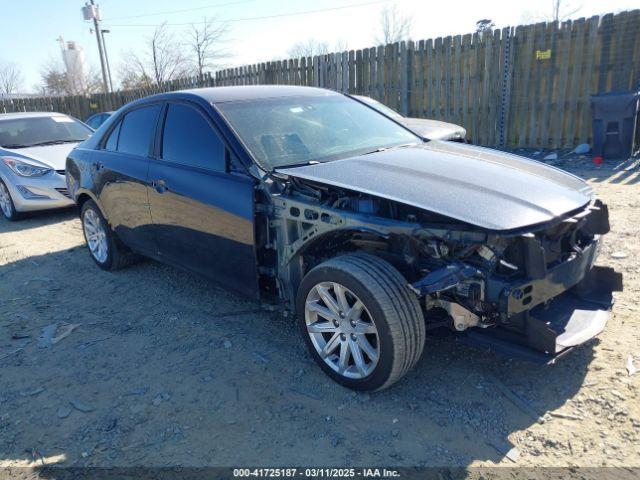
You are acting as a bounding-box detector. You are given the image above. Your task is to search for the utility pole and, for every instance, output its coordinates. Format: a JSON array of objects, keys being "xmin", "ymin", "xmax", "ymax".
[
  {"xmin": 82, "ymin": 0, "xmax": 110, "ymax": 93},
  {"xmin": 101, "ymin": 29, "xmax": 114, "ymax": 92}
]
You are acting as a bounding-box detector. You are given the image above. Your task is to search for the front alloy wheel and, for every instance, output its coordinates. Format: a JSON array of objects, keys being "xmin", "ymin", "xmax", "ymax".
[
  {"xmin": 0, "ymin": 180, "xmax": 19, "ymax": 221},
  {"xmin": 297, "ymin": 253, "xmax": 426, "ymax": 391},
  {"xmin": 305, "ymin": 281, "xmax": 380, "ymax": 379}
]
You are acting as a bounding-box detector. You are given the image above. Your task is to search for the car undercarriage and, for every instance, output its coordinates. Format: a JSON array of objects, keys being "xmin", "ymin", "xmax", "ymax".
[{"xmin": 255, "ymin": 175, "xmax": 622, "ymax": 363}]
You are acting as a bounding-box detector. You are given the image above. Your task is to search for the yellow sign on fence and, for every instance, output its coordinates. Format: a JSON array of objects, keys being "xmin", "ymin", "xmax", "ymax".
[{"xmin": 536, "ymin": 49, "xmax": 552, "ymax": 60}]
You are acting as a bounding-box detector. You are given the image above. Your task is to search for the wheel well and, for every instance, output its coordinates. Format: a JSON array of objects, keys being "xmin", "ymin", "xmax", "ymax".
[
  {"xmin": 76, "ymin": 193, "xmax": 92, "ymax": 209},
  {"xmin": 300, "ymin": 229, "xmax": 390, "ymax": 271}
]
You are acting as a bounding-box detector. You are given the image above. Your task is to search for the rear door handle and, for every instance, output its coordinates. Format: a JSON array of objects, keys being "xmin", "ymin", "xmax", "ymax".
[{"xmin": 151, "ymin": 179, "xmax": 168, "ymax": 193}]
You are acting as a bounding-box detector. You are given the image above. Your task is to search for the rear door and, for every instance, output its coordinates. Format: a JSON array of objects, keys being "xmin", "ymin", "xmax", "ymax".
[
  {"xmin": 92, "ymin": 103, "xmax": 161, "ymax": 254},
  {"xmin": 147, "ymin": 101, "xmax": 258, "ymax": 297}
]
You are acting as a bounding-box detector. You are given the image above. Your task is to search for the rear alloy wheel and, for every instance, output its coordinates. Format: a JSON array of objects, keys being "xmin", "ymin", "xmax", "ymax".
[
  {"xmin": 0, "ymin": 179, "xmax": 20, "ymax": 221},
  {"xmin": 297, "ymin": 253, "xmax": 426, "ymax": 391},
  {"xmin": 81, "ymin": 200, "xmax": 138, "ymax": 270}
]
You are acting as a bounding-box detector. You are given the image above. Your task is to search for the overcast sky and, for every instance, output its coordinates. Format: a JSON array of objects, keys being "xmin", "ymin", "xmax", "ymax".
[{"xmin": 1, "ymin": 0, "xmax": 638, "ymax": 92}]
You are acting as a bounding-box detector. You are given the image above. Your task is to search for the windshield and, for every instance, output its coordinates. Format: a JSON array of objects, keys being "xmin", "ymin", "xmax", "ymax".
[
  {"xmin": 0, "ymin": 115, "xmax": 92, "ymax": 148},
  {"xmin": 217, "ymin": 95, "xmax": 420, "ymax": 170},
  {"xmin": 355, "ymin": 96, "xmax": 403, "ymax": 119}
]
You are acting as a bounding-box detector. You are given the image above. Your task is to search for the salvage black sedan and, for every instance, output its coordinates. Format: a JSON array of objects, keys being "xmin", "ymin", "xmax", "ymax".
[{"xmin": 66, "ymin": 86, "xmax": 620, "ymax": 391}]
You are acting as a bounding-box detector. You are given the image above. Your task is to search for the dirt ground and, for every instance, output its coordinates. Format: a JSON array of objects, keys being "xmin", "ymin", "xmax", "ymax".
[{"xmin": 0, "ymin": 154, "xmax": 639, "ymax": 470}]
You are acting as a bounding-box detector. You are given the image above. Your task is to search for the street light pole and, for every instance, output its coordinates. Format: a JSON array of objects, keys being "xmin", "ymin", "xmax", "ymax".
[
  {"xmin": 101, "ymin": 29, "xmax": 114, "ymax": 92},
  {"xmin": 82, "ymin": 0, "xmax": 110, "ymax": 93}
]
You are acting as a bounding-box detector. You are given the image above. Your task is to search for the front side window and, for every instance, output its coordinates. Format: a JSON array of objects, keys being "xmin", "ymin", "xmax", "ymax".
[
  {"xmin": 161, "ymin": 103, "xmax": 224, "ymax": 171},
  {"xmin": 217, "ymin": 95, "xmax": 419, "ymax": 170},
  {"xmin": 116, "ymin": 104, "xmax": 161, "ymax": 157},
  {"xmin": 0, "ymin": 115, "xmax": 92, "ymax": 148}
]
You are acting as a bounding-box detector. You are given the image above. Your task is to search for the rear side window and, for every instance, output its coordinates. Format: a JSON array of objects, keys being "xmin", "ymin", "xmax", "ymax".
[
  {"xmin": 116, "ymin": 104, "xmax": 161, "ymax": 156},
  {"xmin": 161, "ymin": 103, "xmax": 224, "ymax": 171},
  {"xmin": 104, "ymin": 121, "xmax": 121, "ymax": 151},
  {"xmin": 86, "ymin": 115, "xmax": 102, "ymax": 129}
]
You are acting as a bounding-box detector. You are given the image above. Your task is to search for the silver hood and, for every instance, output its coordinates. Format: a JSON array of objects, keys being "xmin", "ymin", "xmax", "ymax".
[
  {"xmin": 1, "ymin": 143, "xmax": 79, "ymax": 171},
  {"xmin": 276, "ymin": 141, "xmax": 593, "ymax": 231}
]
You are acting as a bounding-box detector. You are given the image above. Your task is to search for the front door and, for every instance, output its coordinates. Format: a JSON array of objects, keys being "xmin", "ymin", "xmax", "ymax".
[{"xmin": 147, "ymin": 101, "xmax": 258, "ymax": 298}]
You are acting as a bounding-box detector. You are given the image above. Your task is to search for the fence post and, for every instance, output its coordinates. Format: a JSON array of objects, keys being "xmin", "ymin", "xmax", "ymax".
[
  {"xmin": 498, "ymin": 27, "xmax": 513, "ymax": 148},
  {"xmin": 400, "ymin": 41, "xmax": 411, "ymax": 116}
]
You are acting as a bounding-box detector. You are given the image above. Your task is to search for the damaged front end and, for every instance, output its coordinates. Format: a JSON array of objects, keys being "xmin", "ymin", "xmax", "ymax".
[
  {"xmin": 409, "ymin": 199, "xmax": 622, "ymax": 362},
  {"xmin": 259, "ymin": 173, "xmax": 622, "ymax": 364}
]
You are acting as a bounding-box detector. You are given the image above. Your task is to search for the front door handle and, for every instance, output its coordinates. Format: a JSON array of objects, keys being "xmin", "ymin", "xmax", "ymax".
[{"xmin": 151, "ymin": 179, "xmax": 168, "ymax": 193}]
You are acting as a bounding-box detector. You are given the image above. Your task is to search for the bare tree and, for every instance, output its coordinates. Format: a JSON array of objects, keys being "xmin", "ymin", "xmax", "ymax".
[
  {"xmin": 185, "ymin": 17, "xmax": 229, "ymax": 77},
  {"xmin": 0, "ymin": 61, "xmax": 24, "ymax": 95},
  {"xmin": 287, "ymin": 39, "xmax": 330, "ymax": 58},
  {"xmin": 118, "ymin": 68, "xmax": 153, "ymax": 90},
  {"xmin": 375, "ymin": 4, "xmax": 412, "ymax": 45},
  {"xmin": 40, "ymin": 58, "xmax": 102, "ymax": 96},
  {"xmin": 551, "ymin": 0, "xmax": 581, "ymax": 22},
  {"xmin": 521, "ymin": 0, "xmax": 582, "ymax": 23},
  {"xmin": 122, "ymin": 23, "xmax": 190, "ymax": 87}
]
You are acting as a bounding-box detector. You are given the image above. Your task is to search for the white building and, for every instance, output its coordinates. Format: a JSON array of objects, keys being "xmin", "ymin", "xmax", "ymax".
[{"xmin": 61, "ymin": 40, "xmax": 88, "ymax": 93}]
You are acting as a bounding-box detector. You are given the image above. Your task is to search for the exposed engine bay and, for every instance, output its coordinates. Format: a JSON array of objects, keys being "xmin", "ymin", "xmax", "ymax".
[{"xmin": 254, "ymin": 174, "xmax": 622, "ymax": 362}]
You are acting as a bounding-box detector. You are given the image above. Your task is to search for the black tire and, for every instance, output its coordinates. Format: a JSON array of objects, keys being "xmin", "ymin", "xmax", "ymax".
[
  {"xmin": 0, "ymin": 179, "xmax": 21, "ymax": 221},
  {"xmin": 296, "ymin": 253, "xmax": 426, "ymax": 391},
  {"xmin": 80, "ymin": 200, "xmax": 138, "ymax": 271}
]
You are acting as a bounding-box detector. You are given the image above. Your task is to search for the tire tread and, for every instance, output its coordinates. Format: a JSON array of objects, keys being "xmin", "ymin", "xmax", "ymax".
[{"xmin": 310, "ymin": 253, "xmax": 425, "ymax": 390}]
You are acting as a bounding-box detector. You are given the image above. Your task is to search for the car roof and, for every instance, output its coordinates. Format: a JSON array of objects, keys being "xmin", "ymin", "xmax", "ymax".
[
  {"xmin": 174, "ymin": 85, "xmax": 341, "ymax": 104},
  {"xmin": 0, "ymin": 112, "xmax": 70, "ymax": 120}
]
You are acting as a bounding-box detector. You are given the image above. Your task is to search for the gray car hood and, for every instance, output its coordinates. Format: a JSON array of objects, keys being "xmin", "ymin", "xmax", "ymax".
[
  {"xmin": 276, "ymin": 141, "xmax": 593, "ymax": 231},
  {"xmin": 2, "ymin": 143, "xmax": 79, "ymax": 170},
  {"xmin": 400, "ymin": 118, "xmax": 466, "ymax": 141}
]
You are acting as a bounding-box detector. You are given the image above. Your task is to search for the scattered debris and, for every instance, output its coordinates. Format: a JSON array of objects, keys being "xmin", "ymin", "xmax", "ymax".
[
  {"xmin": 0, "ymin": 347, "xmax": 24, "ymax": 361},
  {"xmin": 610, "ymin": 251, "xmax": 628, "ymax": 259},
  {"xmin": 627, "ymin": 356, "xmax": 637, "ymax": 376},
  {"xmin": 57, "ymin": 406, "xmax": 71, "ymax": 419},
  {"xmin": 486, "ymin": 440, "xmax": 519, "ymax": 462},
  {"xmin": 21, "ymin": 386, "xmax": 46, "ymax": 397},
  {"xmin": 544, "ymin": 152, "xmax": 558, "ymax": 160},
  {"xmin": 223, "ymin": 339, "xmax": 232, "ymax": 349},
  {"xmin": 571, "ymin": 143, "xmax": 590, "ymax": 155},
  {"xmin": 70, "ymin": 399, "xmax": 94, "ymax": 413},
  {"xmin": 252, "ymin": 352, "xmax": 269, "ymax": 364},
  {"xmin": 610, "ymin": 390, "xmax": 626, "ymax": 400},
  {"xmin": 125, "ymin": 386, "xmax": 149, "ymax": 396},
  {"xmin": 37, "ymin": 323, "xmax": 80, "ymax": 348},
  {"xmin": 11, "ymin": 332, "xmax": 30, "ymax": 340},
  {"xmin": 490, "ymin": 375, "xmax": 545, "ymax": 424},
  {"xmin": 76, "ymin": 337, "xmax": 110, "ymax": 350},
  {"xmin": 505, "ymin": 447, "xmax": 520, "ymax": 463},
  {"xmin": 25, "ymin": 448, "xmax": 45, "ymax": 465},
  {"xmin": 152, "ymin": 392, "xmax": 171, "ymax": 406},
  {"xmin": 548, "ymin": 412, "xmax": 583, "ymax": 421}
]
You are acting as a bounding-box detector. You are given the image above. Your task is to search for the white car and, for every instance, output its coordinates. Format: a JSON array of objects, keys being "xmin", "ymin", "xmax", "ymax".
[
  {"xmin": 353, "ymin": 95, "xmax": 467, "ymax": 142},
  {"xmin": 0, "ymin": 112, "xmax": 93, "ymax": 220}
]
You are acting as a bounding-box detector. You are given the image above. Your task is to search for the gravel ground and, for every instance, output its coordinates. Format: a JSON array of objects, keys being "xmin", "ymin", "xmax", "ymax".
[{"xmin": 0, "ymin": 154, "xmax": 638, "ymax": 470}]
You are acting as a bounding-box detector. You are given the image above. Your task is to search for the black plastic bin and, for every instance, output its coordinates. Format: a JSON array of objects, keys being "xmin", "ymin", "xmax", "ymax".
[{"xmin": 590, "ymin": 91, "xmax": 639, "ymax": 160}]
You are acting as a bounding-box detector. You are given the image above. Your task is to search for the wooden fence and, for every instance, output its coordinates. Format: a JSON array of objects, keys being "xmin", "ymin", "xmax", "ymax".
[{"xmin": 2, "ymin": 10, "xmax": 639, "ymax": 149}]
